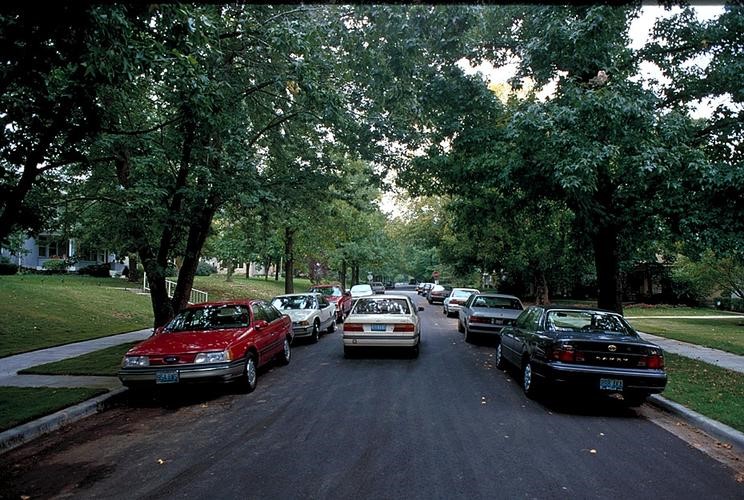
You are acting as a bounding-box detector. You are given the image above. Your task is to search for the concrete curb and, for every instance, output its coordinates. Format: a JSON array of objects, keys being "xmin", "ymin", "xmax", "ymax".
[
  {"xmin": 648, "ymin": 394, "xmax": 744, "ymax": 454},
  {"xmin": 0, "ymin": 387, "xmax": 127, "ymax": 455}
]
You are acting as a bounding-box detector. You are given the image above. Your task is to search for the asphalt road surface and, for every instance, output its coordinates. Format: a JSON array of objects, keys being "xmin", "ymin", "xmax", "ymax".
[{"xmin": 1, "ymin": 291, "xmax": 742, "ymax": 499}]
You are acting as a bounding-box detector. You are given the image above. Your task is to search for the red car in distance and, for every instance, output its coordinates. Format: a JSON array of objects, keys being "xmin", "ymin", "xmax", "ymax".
[
  {"xmin": 118, "ymin": 299, "xmax": 292, "ymax": 393},
  {"xmin": 308, "ymin": 284, "xmax": 352, "ymax": 322}
]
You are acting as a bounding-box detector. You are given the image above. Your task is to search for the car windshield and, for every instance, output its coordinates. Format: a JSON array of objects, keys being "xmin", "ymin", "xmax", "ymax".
[
  {"xmin": 453, "ymin": 290, "xmax": 476, "ymax": 298},
  {"xmin": 352, "ymin": 298, "xmax": 410, "ymax": 315},
  {"xmin": 310, "ymin": 287, "xmax": 341, "ymax": 297},
  {"xmin": 272, "ymin": 296, "xmax": 315, "ymax": 310},
  {"xmin": 472, "ymin": 296, "xmax": 522, "ymax": 309},
  {"xmin": 165, "ymin": 305, "xmax": 249, "ymax": 332},
  {"xmin": 547, "ymin": 311, "xmax": 631, "ymax": 334}
]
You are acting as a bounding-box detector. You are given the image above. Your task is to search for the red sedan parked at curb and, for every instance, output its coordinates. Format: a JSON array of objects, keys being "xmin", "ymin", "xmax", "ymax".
[
  {"xmin": 308, "ymin": 283, "xmax": 352, "ymax": 322},
  {"xmin": 118, "ymin": 299, "xmax": 293, "ymax": 393}
]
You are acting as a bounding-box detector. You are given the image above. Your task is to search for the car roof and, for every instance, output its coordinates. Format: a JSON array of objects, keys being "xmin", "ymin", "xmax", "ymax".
[
  {"xmin": 273, "ymin": 292, "xmax": 321, "ymax": 298},
  {"xmin": 477, "ymin": 293, "xmax": 521, "ymax": 300}
]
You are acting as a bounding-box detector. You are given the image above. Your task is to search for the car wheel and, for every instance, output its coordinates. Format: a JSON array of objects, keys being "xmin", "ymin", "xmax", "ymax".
[
  {"xmin": 522, "ymin": 359, "xmax": 541, "ymax": 399},
  {"xmin": 327, "ymin": 318, "xmax": 337, "ymax": 333},
  {"xmin": 495, "ymin": 343, "xmax": 506, "ymax": 370},
  {"xmin": 239, "ymin": 353, "xmax": 257, "ymax": 393},
  {"xmin": 277, "ymin": 337, "xmax": 291, "ymax": 365},
  {"xmin": 457, "ymin": 320, "xmax": 464, "ymax": 333},
  {"xmin": 464, "ymin": 325, "xmax": 473, "ymax": 343},
  {"xmin": 410, "ymin": 342, "xmax": 420, "ymax": 358},
  {"xmin": 311, "ymin": 321, "xmax": 320, "ymax": 343},
  {"xmin": 343, "ymin": 345, "xmax": 354, "ymax": 358},
  {"xmin": 442, "ymin": 306, "xmax": 447, "ymax": 315}
]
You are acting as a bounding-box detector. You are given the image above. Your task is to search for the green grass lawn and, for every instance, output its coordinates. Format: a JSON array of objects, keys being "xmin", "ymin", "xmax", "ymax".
[
  {"xmin": 663, "ymin": 353, "xmax": 744, "ymax": 433},
  {"xmin": 18, "ymin": 342, "xmax": 139, "ymax": 376},
  {"xmin": 193, "ymin": 275, "xmax": 314, "ymax": 301},
  {"xmin": 0, "ymin": 386, "xmax": 108, "ymax": 432},
  {"xmin": 624, "ymin": 305, "xmax": 739, "ymax": 317},
  {"xmin": 628, "ymin": 317, "xmax": 744, "ymax": 355},
  {"xmin": 0, "ymin": 275, "xmax": 153, "ymax": 357}
]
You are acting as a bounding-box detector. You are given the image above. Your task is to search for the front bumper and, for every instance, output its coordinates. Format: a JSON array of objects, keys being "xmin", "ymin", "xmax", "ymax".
[
  {"xmin": 536, "ymin": 362, "xmax": 668, "ymax": 394},
  {"xmin": 118, "ymin": 359, "xmax": 245, "ymax": 386},
  {"xmin": 292, "ymin": 324, "xmax": 315, "ymax": 337}
]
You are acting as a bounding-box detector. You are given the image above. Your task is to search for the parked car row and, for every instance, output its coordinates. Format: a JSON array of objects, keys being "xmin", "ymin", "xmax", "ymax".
[
  {"xmin": 118, "ymin": 282, "xmax": 420, "ymax": 392},
  {"xmin": 434, "ymin": 289, "xmax": 668, "ymax": 407}
]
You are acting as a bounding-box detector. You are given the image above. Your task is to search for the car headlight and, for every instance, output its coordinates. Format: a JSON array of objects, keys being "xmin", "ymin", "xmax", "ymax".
[
  {"xmin": 297, "ymin": 320, "xmax": 310, "ymax": 326},
  {"xmin": 194, "ymin": 351, "xmax": 229, "ymax": 364},
  {"xmin": 122, "ymin": 356, "xmax": 149, "ymax": 367}
]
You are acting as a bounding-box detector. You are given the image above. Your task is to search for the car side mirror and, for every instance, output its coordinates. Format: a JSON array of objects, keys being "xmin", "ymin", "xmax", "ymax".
[
  {"xmin": 345, "ymin": 291, "xmax": 351, "ymax": 297},
  {"xmin": 254, "ymin": 320, "xmax": 269, "ymax": 330}
]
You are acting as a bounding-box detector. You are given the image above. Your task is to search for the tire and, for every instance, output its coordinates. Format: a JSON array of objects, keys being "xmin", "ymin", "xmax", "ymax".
[
  {"xmin": 495, "ymin": 343, "xmax": 506, "ymax": 370},
  {"xmin": 464, "ymin": 325, "xmax": 473, "ymax": 344},
  {"xmin": 277, "ymin": 337, "xmax": 292, "ymax": 365},
  {"xmin": 327, "ymin": 318, "xmax": 337, "ymax": 333},
  {"xmin": 442, "ymin": 306, "xmax": 447, "ymax": 315},
  {"xmin": 522, "ymin": 358, "xmax": 541, "ymax": 399},
  {"xmin": 410, "ymin": 342, "xmax": 420, "ymax": 358},
  {"xmin": 239, "ymin": 353, "xmax": 257, "ymax": 393},
  {"xmin": 311, "ymin": 321, "xmax": 320, "ymax": 343},
  {"xmin": 343, "ymin": 345, "xmax": 354, "ymax": 358},
  {"xmin": 458, "ymin": 320, "xmax": 464, "ymax": 333}
]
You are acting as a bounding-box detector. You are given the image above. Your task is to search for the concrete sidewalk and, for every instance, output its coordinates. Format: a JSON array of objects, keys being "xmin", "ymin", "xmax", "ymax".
[{"xmin": 1, "ymin": 326, "xmax": 743, "ymax": 455}]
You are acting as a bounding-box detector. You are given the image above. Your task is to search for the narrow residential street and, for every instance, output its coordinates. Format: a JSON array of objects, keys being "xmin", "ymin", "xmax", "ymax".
[{"xmin": 1, "ymin": 291, "xmax": 742, "ymax": 499}]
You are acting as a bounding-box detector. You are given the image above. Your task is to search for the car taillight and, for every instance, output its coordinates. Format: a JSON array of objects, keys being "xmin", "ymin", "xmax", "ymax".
[
  {"xmin": 469, "ymin": 316, "xmax": 489, "ymax": 323},
  {"xmin": 639, "ymin": 353, "xmax": 664, "ymax": 369},
  {"xmin": 451, "ymin": 299, "xmax": 463, "ymax": 305},
  {"xmin": 344, "ymin": 323, "xmax": 363, "ymax": 332},
  {"xmin": 550, "ymin": 345, "xmax": 584, "ymax": 363},
  {"xmin": 393, "ymin": 324, "xmax": 415, "ymax": 332}
]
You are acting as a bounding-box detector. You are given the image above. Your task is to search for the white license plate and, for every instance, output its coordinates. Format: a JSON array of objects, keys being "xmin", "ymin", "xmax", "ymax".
[
  {"xmin": 371, "ymin": 324, "xmax": 386, "ymax": 332},
  {"xmin": 156, "ymin": 371, "xmax": 179, "ymax": 384},
  {"xmin": 599, "ymin": 378, "xmax": 623, "ymax": 391}
]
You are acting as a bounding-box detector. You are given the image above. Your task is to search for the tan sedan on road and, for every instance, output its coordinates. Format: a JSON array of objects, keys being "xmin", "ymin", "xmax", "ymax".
[{"xmin": 342, "ymin": 294, "xmax": 423, "ymax": 357}]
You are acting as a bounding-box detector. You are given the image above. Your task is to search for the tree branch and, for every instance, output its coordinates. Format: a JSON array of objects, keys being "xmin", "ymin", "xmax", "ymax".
[
  {"xmin": 247, "ymin": 112, "xmax": 301, "ymax": 149},
  {"xmin": 101, "ymin": 115, "xmax": 181, "ymax": 136}
]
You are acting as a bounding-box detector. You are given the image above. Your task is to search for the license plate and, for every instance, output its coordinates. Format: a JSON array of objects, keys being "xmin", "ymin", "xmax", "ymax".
[
  {"xmin": 491, "ymin": 318, "xmax": 503, "ymax": 325},
  {"xmin": 599, "ymin": 378, "xmax": 623, "ymax": 391},
  {"xmin": 156, "ymin": 371, "xmax": 179, "ymax": 384},
  {"xmin": 371, "ymin": 324, "xmax": 386, "ymax": 332}
]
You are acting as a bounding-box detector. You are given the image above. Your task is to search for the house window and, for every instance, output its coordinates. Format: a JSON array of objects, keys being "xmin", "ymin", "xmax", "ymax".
[{"xmin": 37, "ymin": 236, "xmax": 65, "ymax": 258}]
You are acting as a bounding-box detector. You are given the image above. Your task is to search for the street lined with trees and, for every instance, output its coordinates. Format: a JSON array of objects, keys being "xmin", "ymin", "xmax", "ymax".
[{"xmin": 1, "ymin": 4, "xmax": 741, "ymax": 324}]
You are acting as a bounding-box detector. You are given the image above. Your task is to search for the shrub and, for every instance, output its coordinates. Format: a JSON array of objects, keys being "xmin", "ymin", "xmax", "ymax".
[
  {"xmin": 196, "ymin": 261, "xmax": 217, "ymax": 276},
  {"xmin": 0, "ymin": 256, "xmax": 18, "ymax": 275},
  {"xmin": 42, "ymin": 259, "xmax": 69, "ymax": 274},
  {"xmin": 78, "ymin": 262, "xmax": 111, "ymax": 277},
  {"xmin": 715, "ymin": 297, "xmax": 744, "ymax": 313}
]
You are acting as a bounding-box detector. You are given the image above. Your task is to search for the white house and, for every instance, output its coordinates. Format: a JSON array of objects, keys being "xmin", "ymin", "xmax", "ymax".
[{"xmin": 1, "ymin": 234, "xmax": 127, "ymax": 275}]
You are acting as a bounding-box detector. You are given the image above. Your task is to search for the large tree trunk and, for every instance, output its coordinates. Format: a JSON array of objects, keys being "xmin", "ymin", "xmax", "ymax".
[
  {"xmin": 225, "ymin": 261, "xmax": 235, "ymax": 282},
  {"xmin": 127, "ymin": 253, "xmax": 140, "ymax": 283},
  {"xmin": 284, "ymin": 227, "xmax": 295, "ymax": 294},
  {"xmin": 351, "ymin": 264, "xmax": 359, "ymax": 286},
  {"xmin": 534, "ymin": 271, "xmax": 550, "ymax": 305},
  {"xmin": 141, "ymin": 256, "xmax": 174, "ymax": 328},
  {"xmin": 171, "ymin": 195, "xmax": 219, "ymax": 314},
  {"xmin": 593, "ymin": 225, "xmax": 623, "ymax": 314},
  {"xmin": 275, "ymin": 257, "xmax": 281, "ymax": 281},
  {"xmin": 340, "ymin": 259, "xmax": 347, "ymax": 290}
]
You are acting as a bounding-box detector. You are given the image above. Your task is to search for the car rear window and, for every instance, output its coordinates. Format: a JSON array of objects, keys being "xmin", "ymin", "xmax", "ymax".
[
  {"xmin": 546, "ymin": 311, "xmax": 631, "ymax": 334},
  {"xmin": 352, "ymin": 298, "xmax": 410, "ymax": 315},
  {"xmin": 472, "ymin": 296, "xmax": 522, "ymax": 310}
]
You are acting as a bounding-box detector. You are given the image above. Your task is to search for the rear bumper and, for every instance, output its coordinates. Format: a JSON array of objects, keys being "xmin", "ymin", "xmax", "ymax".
[
  {"xmin": 118, "ymin": 360, "xmax": 244, "ymax": 386},
  {"xmin": 467, "ymin": 324, "xmax": 506, "ymax": 336},
  {"xmin": 537, "ymin": 362, "xmax": 668, "ymax": 394},
  {"xmin": 343, "ymin": 333, "xmax": 419, "ymax": 348}
]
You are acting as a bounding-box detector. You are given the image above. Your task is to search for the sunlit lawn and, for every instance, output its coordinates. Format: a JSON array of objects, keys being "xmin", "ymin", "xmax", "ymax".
[
  {"xmin": 193, "ymin": 275, "xmax": 314, "ymax": 301},
  {"xmin": 0, "ymin": 275, "xmax": 153, "ymax": 357},
  {"xmin": 627, "ymin": 317, "xmax": 744, "ymax": 355},
  {"xmin": 663, "ymin": 353, "xmax": 744, "ymax": 433}
]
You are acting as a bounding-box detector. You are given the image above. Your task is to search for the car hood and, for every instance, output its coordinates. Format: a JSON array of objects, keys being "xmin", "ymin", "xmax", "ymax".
[
  {"xmin": 282, "ymin": 310, "xmax": 315, "ymax": 322},
  {"xmin": 127, "ymin": 329, "xmax": 246, "ymax": 356},
  {"xmin": 470, "ymin": 308, "xmax": 522, "ymax": 319}
]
